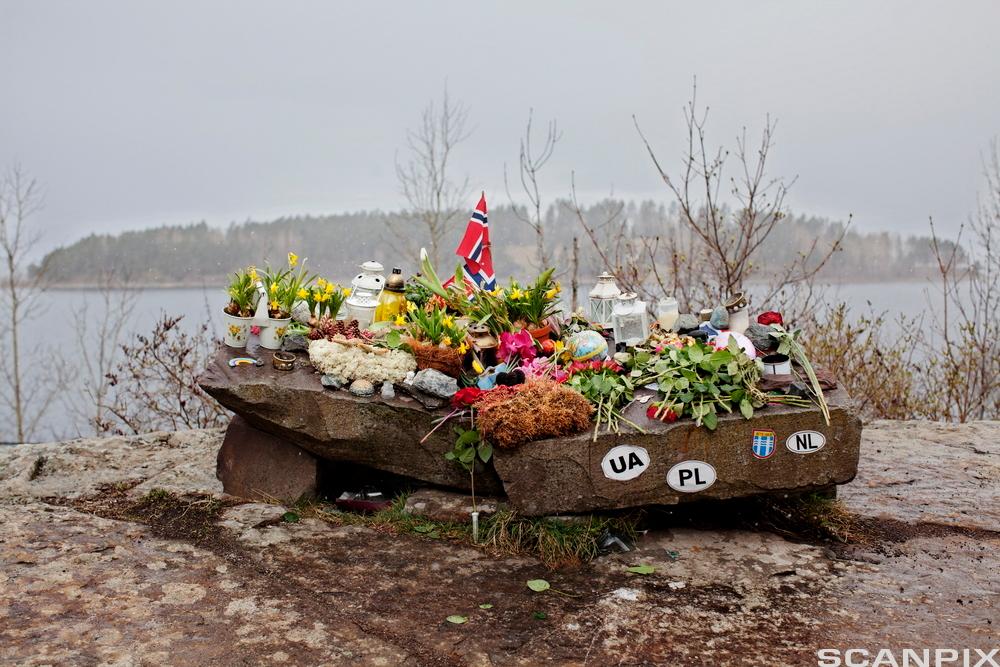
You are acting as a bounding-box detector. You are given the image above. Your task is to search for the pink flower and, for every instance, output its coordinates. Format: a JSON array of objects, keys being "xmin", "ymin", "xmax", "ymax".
[
  {"xmin": 498, "ymin": 329, "xmax": 537, "ymax": 363},
  {"xmin": 521, "ymin": 357, "xmax": 569, "ymax": 382},
  {"xmin": 250, "ymin": 325, "xmax": 261, "ymax": 335}
]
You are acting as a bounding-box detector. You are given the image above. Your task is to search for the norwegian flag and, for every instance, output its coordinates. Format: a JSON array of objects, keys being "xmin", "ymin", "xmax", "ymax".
[{"xmin": 444, "ymin": 193, "xmax": 496, "ymax": 291}]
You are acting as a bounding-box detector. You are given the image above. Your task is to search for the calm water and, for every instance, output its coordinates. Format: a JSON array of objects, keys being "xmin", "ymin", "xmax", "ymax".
[{"xmin": 2, "ymin": 281, "xmax": 946, "ymax": 442}]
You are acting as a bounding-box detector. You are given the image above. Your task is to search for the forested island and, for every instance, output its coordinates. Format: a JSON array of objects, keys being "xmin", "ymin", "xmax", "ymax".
[{"xmin": 35, "ymin": 200, "xmax": 956, "ymax": 287}]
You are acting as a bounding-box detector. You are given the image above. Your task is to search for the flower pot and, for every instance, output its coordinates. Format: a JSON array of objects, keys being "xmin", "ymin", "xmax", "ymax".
[
  {"xmin": 761, "ymin": 353, "xmax": 792, "ymax": 376},
  {"xmin": 222, "ymin": 311, "xmax": 253, "ymax": 348},
  {"xmin": 528, "ymin": 322, "xmax": 552, "ymax": 343},
  {"xmin": 408, "ymin": 338, "xmax": 464, "ymax": 378},
  {"xmin": 259, "ymin": 317, "xmax": 292, "ymax": 350}
]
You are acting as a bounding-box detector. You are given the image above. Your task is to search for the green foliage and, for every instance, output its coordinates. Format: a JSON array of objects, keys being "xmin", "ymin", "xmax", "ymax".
[
  {"xmin": 445, "ymin": 426, "xmax": 492, "ymax": 472},
  {"xmin": 645, "ymin": 338, "xmax": 764, "ymax": 430},
  {"xmin": 768, "ymin": 324, "xmax": 831, "ymax": 424},
  {"xmin": 304, "ymin": 278, "xmax": 348, "ymax": 320},
  {"xmin": 262, "ymin": 252, "xmax": 316, "ymax": 318},
  {"xmin": 564, "ymin": 363, "xmax": 643, "ymax": 440},
  {"xmin": 626, "ymin": 564, "xmax": 655, "ymax": 575},
  {"xmin": 401, "ymin": 300, "xmax": 467, "ymax": 348},
  {"xmin": 526, "ymin": 579, "xmax": 550, "ymax": 592},
  {"xmin": 224, "ymin": 266, "xmax": 259, "ymax": 317}
]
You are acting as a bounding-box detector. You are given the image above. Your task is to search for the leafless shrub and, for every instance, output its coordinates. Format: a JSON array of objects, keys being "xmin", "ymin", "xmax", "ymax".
[
  {"xmin": 574, "ymin": 82, "xmax": 846, "ymax": 319},
  {"xmin": 100, "ymin": 314, "xmax": 228, "ymax": 435},
  {"xmin": 505, "ymin": 109, "xmax": 561, "ymax": 270},
  {"xmin": 390, "ymin": 87, "xmax": 472, "ymax": 267}
]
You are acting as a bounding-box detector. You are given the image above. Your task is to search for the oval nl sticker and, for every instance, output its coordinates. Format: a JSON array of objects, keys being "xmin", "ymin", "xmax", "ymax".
[
  {"xmin": 601, "ymin": 445, "xmax": 650, "ymax": 481},
  {"xmin": 785, "ymin": 430, "xmax": 827, "ymax": 454},
  {"xmin": 666, "ymin": 460, "xmax": 716, "ymax": 493}
]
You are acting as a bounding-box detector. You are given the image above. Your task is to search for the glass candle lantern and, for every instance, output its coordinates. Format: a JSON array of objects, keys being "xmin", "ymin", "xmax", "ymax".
[
  {"xmin": 612, "ymin": 292, "xmax": 650, "ymax": 347},
  {"xmin": 588, "ymin": 272, "xmax": 621, "ymax": 329},
  {"xmin": 656, "ymin": 296, "xmax": 679, "ymax": 330},
  {"xmin": 345, "ymin": 260, "xmax": 385, "ymax": 329}
]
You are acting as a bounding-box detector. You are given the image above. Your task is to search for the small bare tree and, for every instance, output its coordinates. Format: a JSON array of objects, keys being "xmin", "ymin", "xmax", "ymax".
[
  {"xmin": 505, "ymin": 109, "xmax": 561, "ymax": 270},
  {"xmin": 0, "ymin": 166, "xmax": 63, "ymax": 443},
  {"xmin": 575, "ymin": 82, "xmax": 847, "ymax": 317},
  {"xmin": 391, "ymin": 88, "xmax": 472, "ymax": 267},
  {"xmin": 66, "ymin": 270, "xmax": 140, "ymax": 435}
]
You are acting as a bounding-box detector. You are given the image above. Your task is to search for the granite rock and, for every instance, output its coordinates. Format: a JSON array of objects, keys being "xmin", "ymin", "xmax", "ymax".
[
  {"xmin": 411, "ymin": 368, "xmax": 459, "ymax": 398},
  {"xmin": 281, "ymin": 333, "xmax": 310, "ymax": 352},
  {"xmin": 709, "ymin": 306, "xmax": 730, "ymax": 330},
  {"xmin": 320, "ymin": 374, "xmax": 347, "ymax": 390},
  {"xmin": 746, "ymin": 323, "xmax": 778, "ymax": 352},
  {"xmin": 349, "ymin": 379, "xmax": 376, "ymax": 397},
  {"xmin": 673, "ymin": 314, "xmax": 700, "ymax": 334}
]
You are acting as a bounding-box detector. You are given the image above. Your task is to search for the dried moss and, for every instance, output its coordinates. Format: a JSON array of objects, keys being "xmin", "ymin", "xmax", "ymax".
[{"xmin": 476, "ymin": 380, "xmax": 594, "ymax": 449}]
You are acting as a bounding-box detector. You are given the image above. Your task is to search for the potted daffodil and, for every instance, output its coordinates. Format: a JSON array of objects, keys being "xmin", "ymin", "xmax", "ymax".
[
  {"xmin": 261, "ymin": 252, "xmax": 314, "ymax": 350},
  {"xmin": 222, "ymin": 266, "xmax": 259, "ymax": 348}
]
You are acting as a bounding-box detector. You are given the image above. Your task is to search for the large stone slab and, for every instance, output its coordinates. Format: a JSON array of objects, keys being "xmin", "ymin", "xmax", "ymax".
[
  {"xmin": 199, "ymin": 344, "xmax": 504, "ymax": 495},
  {"xmin": 216, "ymin": 416, "xmax": 321, "ymax": 502},
  {"xmin": 492, "ymin": 388, "xmax": 861, "ymax": 515}
]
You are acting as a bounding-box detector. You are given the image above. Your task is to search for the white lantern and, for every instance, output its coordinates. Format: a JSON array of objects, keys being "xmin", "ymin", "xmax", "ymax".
[
  {"xmin": 589, "ymin": 272, "xmax": 621, "ymax": 328},
  {"xmin": 656, "ymin": 296, "xmax": 679, "ymax": 330},
  {"xmin": 725, "ymin": 292, "xmax": 750, "ymax": 334},
  {"xmin": 345, "ymin": 260, "xmax": 385, "ymax": 329},
  {"xmin": 612, "ymin": 292, "xmax": 650, "ymax": 347}
]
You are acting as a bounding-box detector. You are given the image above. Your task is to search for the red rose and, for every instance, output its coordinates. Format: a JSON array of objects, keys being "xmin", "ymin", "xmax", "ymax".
[
  {"xmin": 646, "ymin": 404, "xmax": 678, "ymax": 422},
  {"xmin": 451, "ymin": 387, "xmax": 485, "ymax": 408},
  {"xmin": 757, "ymin": 311, "xmax": 783, "ymax": 326}
]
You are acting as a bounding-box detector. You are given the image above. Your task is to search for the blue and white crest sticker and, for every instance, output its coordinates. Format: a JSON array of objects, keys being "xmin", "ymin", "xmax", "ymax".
[{"xmin": 751, "ymin": 429, "xmax": 776, "ymax": 459}]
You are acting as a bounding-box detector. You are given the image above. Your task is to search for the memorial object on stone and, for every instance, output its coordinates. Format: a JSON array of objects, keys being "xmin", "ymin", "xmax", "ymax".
[{"xmin": 205, "ymin": 193, "xmax": 859, "ymax": 518}]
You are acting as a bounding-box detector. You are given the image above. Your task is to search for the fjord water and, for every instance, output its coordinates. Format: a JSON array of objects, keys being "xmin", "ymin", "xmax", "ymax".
[{"xmin": 6, "ymin": 281, "xmax": 941, "ymax": 442}]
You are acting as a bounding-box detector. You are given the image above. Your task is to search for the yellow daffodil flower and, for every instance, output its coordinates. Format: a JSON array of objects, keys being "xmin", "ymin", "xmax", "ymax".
[
  {"xmin": 316, "ymin": 277, "xmax": 326, "ymax": 289},
  {"xmin": 406, "ymin": 300, "xmax": 417, "ymax": 312},
  {"xmin": 249, "ymin": 267, "xmax": 258, "ymax": 282},
  {"xmin": 269, "ymin": 283, "xmax": 278, "ymax": 294},
  {"xmin": 342, "ymin": 287, "xmax": 352, "ymax": 296},
  {"xmin": 472, "ymin": 359, "xmax": 485, "ymax": 374},
  {"xmin": 442, "ymin": 314, "xmax": 454, "ymax": 327},
  {"xmin": 555, "ymin": 282, "xmax": 562, "ymax": 293},
  {"xmin": 394, "ymin": 314, "xmax": 406, "ymax": 326},
  {"xmin": 553, "ymin": 340, "xmax": 564, "ymax": 353},
  {"xmin": 296, "ymin": 288, "xmax": 309, "ymax": 300},
  {"xmin": 510, "ymin": 288, "xmax": 523, "ymax": 300},
  {"xmin": 457, "ymin": 342, "xmax": 469, "ymax": 354},
  {"xmin": 491, "ymin": 287, "xmax": 504, "ymax": 298},
  {"xmin": 442, "ymin": 336, "xmax": 452, "ymax": 347},
  {"xmin": 269, "ymin": 300, "xmax": 279, "ymax": 311},
  {"xmin": 288, "ymin": 252, "xmax": 298, "ymax": 268},
  {"xmin": 544, "ymin": 288, "xmax": 557, "ymax": 299},
  {"xmin": 326, "ymin": 282, "xmax": 335, "ymax": 294}
]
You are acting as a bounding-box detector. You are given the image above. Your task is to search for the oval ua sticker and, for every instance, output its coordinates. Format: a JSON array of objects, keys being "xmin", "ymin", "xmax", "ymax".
[
  {"xmin": 666, "ymin": 460, "xmax": 716, "ymax": 493},
  {"xmin": 785, "ymin": 430, "xmax": 827, "ymax": 454},
  {"xmin": 601, "ymin": 445, "xmax": 650, "ymax": 481}
]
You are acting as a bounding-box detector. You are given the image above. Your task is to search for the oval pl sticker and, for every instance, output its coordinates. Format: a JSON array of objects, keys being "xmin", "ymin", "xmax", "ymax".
[
  {"xmin": 601, "ymin": 445, "xmax": 650, "ymax": 481},
  {"xmin": 666, "ymin": 460, "xmax": 716, "ymax": 493},
  {"xmin": 785, "ymin": 430, "xmax": 827, "ymax": 454}
]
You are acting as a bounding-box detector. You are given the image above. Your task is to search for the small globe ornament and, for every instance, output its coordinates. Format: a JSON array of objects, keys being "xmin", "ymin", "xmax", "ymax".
[{"xmin": 567, "ymin": 330, "xmax": 609, "ymax": 362}]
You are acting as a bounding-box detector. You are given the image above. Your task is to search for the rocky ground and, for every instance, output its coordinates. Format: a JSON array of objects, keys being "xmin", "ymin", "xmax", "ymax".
[{"xmin": 1, "ymin": 422, "xmax": 997, "ymax": 666}]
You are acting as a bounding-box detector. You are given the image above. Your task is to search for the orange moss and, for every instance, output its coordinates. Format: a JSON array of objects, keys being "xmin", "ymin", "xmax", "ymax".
[{"xmin": 476, "ymin": 380, "xmax": 593, "ymax": 449}]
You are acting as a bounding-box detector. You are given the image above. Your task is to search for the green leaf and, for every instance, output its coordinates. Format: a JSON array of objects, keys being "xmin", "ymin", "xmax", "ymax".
[
  {"xmin": 626, "ymin": 564, "xmax": 655, "ymax": 575},
  {"xmin": 702, "ymin": 411, "xmax": 718, "ymax": 430},
  {"xmin": 526, "ymin": 579, "xmax": 550, "ymax": 592},
  {"xmin": 687, "ymin": 346, "xmax": 704, "ymax": 363},
  {"xmin": 385, "ymin": 329, "xmax": 402, "ymax": 349},
  {"xmin": 479, "ymin": 603, "xmax": 493, "ymax": 610},
  {"xmin": 446, "ymin": 615, "xmax": 468, "ymax": 624},
  {"xmin": 414, "ymin": 524, "xmax": 435, "ymax": 533},
  {"xmin": 477, "ymin": 442, "xmax": 493, "ymax": 463},
  {"xmin": 532, "ymin": 611, "xmax": 548, "ymax": 620},
  {"xmin": 458, "ymin": 448, "xmax": 476, "ymax": 464},
  {"xmin": 739, "ymin": 398, "xmax": 753, "ymax": 420},
  {"xmin": 282, "ymin": 511, "xmax": 300, "ymax": 523}
]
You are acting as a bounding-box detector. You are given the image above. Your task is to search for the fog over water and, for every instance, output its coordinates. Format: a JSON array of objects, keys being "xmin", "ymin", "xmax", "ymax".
[{"xmin": 3, "ymin": 0, "xmax": 1000, "ymax": 256}]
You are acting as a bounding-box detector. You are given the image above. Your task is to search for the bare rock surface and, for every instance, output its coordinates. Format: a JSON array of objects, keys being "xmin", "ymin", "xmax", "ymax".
[{"xmin": 1, "ymin": 422, "xmax": 998, "ymax": 665}]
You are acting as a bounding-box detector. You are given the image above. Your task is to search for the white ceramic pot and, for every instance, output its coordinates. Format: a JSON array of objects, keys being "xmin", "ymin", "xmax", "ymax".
[
  {"xmin": 259, "ymin": 317, "xmax": 292, "ymax": 350},
  {"xmin": 222, "ymin": 311, "xmax": 253, "ymax": 348},
  {"xmin": 761, "ymin": 353, "xmax": 792, "ymax": 376}
]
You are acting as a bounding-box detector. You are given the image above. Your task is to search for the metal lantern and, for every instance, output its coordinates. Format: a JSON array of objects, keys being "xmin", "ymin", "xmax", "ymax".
[
  {"xmin": 612, "ymin": 292, "xmax": 650, "ymax": 347},
  {"xmin": 345, "ymin": 260, "xmax": 385, "ymax": 329},
  {"xmin": 588, "ymin": 272, "xmax": 621, "ymax": 328}
]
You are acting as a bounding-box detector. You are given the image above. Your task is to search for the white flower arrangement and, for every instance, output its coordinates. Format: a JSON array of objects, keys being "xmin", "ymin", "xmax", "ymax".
[{"xmin": 308, "ymin": 339, "xmax": 416, "ymax": 384}]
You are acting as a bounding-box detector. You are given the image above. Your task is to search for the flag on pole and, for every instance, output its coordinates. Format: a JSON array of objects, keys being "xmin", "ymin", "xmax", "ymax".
[{"xmin": 445, "ymin": 193, "xmax": 496, "ymax": 292}]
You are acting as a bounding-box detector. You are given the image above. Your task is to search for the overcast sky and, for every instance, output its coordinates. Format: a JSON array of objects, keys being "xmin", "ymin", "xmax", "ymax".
[{"xmin": 2, "ymin": 1, "xmax": 999, "ymax": 254}]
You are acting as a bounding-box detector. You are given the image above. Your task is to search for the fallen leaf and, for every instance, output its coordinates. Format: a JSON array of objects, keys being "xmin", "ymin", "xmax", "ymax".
[
  {"xmin": 282, "ymin": 511, "xmax": 300, "ymax": 523},
  {"xmin": 526, "ymin": 579, "xmax": 550, "ymax": 592},
  {"xmin": 626, "ymin": 564, "xmax": 655, "ymax": 575},
  {"xmin": 479, "ymin": 603, "xmax": 493, "ymax": 610},
  {"xmin": 446, "ymin": 615, "xmax": 468, "ymax": 624}
]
